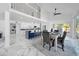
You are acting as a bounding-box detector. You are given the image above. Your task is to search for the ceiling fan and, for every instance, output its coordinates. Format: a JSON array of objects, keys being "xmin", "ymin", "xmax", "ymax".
[{"xmin": 53, "ymin": 8, "xmax": 61, "ymax": 16}]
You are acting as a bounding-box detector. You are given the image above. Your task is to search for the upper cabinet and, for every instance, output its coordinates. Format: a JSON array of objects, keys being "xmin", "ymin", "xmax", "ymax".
[{"xmin": 11, "ymin": 3, "xmax": 41, "ymax": 18}]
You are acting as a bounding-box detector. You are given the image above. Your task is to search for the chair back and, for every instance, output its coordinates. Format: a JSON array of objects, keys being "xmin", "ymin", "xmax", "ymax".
[
  {"xmin": 62, "ymin": 31, "xmax": 67, "ymax": 42},
  {"xmin": 42, "ymin": 30, "xmax": 50, "ymax": 43}
]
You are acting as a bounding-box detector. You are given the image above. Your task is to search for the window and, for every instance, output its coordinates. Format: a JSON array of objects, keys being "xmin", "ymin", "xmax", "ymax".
[{"xmin": 76, "ymin": 16, "xmax": 79, "ymax": 39}]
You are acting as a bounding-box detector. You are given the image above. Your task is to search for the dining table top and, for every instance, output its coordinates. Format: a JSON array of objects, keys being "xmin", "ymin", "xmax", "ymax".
[
  {"xmin": 50, "ymin": 32, "xmax": 60, "ymax": 35},
  {"xmin": 49, "ymin": 32, "xmax": 61, "ymax": 39}
]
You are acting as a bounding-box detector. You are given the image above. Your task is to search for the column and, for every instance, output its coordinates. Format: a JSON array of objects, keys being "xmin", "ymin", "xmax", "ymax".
[
  {"xmin": 72, "ymin": 18, "xmax": 76, "ymax": 39},
  {"xmin": 4, "ymin": 11, "xmax": 10, "ymax": 47},
  {"xmin": 40, "ymin": 23, "xmax": 43, "ymax": 45},
  {"xmin": 16, "ymin": 21, "xmax": 21, "ymax": 43}
]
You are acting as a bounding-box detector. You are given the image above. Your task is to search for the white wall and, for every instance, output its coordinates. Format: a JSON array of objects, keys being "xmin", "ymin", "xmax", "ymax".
[
  {"xmin": 20, "ymin": 22, "xmax": 40, "ymax": 29},
  {"xmin": 0, "ymin": 3, "xmax": 10, "ymax": 37},
  {"xmin": 0, "ymin": 20, "xmax": 4, "ymax": 31},
  {"xmin": 0, "ymin": 20, "xmax": 5, "ymax": 37}
]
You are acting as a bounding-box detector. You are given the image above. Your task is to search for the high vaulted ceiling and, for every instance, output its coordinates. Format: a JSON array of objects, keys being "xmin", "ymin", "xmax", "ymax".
[
  {"xmin": 10, "ymin": 3, "xmax": 79, "ymax": 24},
  {"xmin": 38, "ymin": 3, "xmax": 79, "ymax": 22},
  {"xmin": 0, "ymin": 3, "xmax": 10, "ymax": 20}
]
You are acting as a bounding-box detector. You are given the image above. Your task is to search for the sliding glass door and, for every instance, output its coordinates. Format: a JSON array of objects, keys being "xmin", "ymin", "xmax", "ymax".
[{"xmin": 76, "ymin": 16, "xmax": 79, "ymax": 39}]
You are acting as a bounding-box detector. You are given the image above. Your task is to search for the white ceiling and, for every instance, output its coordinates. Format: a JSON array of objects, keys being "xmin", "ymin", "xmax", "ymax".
[
  {"xmin": 10, "ymin": 3, "xmax": 79, "ymax": 24},
  {"xmin": 0, "ymin": 3, "xmax": 9, "ymax": 20},
  {"xmin": 0, "ymin": 3, "xmax": 9, "ymax": 12},
  {"xmin": 38, "ymin": 3, "xmax": 79, "ymax": 22}
]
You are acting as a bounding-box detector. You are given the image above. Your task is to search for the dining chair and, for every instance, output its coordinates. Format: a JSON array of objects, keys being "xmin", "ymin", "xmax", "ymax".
[
  {"xmin": 57, "ymin": 31, "xmax": 67, "ymax": 51},
  {"xmin": 42, "ymin": 30, "xmax": 53, "ymax": 51}
]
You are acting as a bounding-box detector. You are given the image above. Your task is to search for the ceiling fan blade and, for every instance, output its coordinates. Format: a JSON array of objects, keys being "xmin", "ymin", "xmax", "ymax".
[
  {"xmin": 53, "ymin": 8, "xmax": 62, "ymax": 16},
  {"xmin": 54, "ymin": 13, "xmax": 61, "ymax": 15},
  {"xmin": 56, "ymin": 13, "xmax": 61, "ymax": 15}
]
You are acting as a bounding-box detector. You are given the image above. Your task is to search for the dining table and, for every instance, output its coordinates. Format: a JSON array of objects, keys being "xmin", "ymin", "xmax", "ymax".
[{"xmin": 50, "ymin": 32, "xmax": 60, "ymax": 51}]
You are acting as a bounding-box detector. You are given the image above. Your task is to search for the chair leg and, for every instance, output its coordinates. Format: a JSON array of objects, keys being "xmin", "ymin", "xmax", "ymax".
[
  {"xmin": 49, "ymin": 43, "xmax": 51, "ymax": 51},
  {"xmin": 52, "ymin": 39, "xmax": 55, "ymax": 47},
  {"xmin": 43, "ymin": 43, "xmax": 45, "ymax": 47},
  {"xmin": 62, "ymin": 44, "xmax": 64, "ymax": 51}
]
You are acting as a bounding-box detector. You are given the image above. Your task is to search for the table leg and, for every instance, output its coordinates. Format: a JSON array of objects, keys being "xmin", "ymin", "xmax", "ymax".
[{"xmin": 55, "ymin": 36, "xmax": 58, "ymax": 51}]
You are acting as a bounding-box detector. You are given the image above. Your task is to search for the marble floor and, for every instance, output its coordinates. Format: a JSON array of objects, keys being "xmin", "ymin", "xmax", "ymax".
[
  {"xmin": 0, "ymin": 38, "xmax": 4, "ymax": 48},
  {"xmin": 0, "ymin": 31, "xmax": 78, "ymax": 56},
  {"xmin": 28, "ymin": 36, "xmax": 77, "ymax": 56},
  {"xmin": 0, "ymin": 33, "xmax": 45, "ymax": 56},
  {"xmin": 0, "ymin": 43, "xmax": 44, "ymax": 56},
  {"xmin": 68, "ymin": 37, "xmax": 79, "ymax": 55}
]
